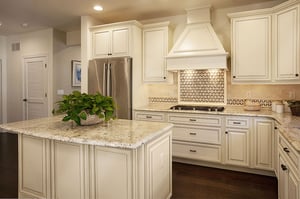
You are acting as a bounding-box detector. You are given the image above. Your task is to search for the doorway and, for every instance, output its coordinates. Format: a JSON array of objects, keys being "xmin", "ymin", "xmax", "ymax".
[{"xmin": 23, "ymin": 56, "xmax": 48, "ymax": 120}]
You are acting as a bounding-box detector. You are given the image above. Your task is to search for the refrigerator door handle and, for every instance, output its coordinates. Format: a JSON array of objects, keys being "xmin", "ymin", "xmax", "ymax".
[
  {"xmin": 103, "ymin": 63, "xmax": 107, "ymax": 95},
  {"xmin": 107, "ymin": 63, "xmax": 112, "ymax": 96}
]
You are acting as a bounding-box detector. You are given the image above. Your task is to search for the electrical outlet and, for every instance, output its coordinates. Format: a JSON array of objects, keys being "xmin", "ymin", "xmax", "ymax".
[
  {"xmin": 57, "ymin": 89, "xmax": 64, "ymax": 95},
  {"xmin": 246, "ymin": 91, "xmax": 252, "ymax": 98},
  {"xmin": 288, "ymin": 91, "xmax": 295, "ymax": 99}
]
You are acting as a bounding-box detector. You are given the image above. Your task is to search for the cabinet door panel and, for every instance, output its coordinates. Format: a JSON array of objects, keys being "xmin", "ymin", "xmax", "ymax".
[
  {"xmin": 52, "ymin": 141, "xmax": 85, "ymax": 199},
  {"xmin": 111, "ymin": 28, "xmax": 129, "ymax": 56},
  {"xmin": 94, "ymin": 30, "xmax": 110, "ymax": 57},
  {"xmin": 274, "ymin": 5, "xmax": 300, "ymax": 80},
  {"xmin": 232, "ymin": 15, "xmax": 271, "ymax": 81},
  {"xmin": 225, "ymin": 129, "xmax": 249, "ymax": 166}
]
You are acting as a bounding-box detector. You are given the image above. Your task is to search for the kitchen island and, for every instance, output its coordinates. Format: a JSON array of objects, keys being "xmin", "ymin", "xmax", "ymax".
[{"xmin": 0, "ymin": 116, "xmax": 173, "ymax": 199}]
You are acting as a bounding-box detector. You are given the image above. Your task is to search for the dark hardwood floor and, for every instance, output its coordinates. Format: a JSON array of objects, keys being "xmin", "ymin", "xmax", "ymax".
[{"xmin": 172, "ymin": 162, "xmax": 278, "ymax": 199}]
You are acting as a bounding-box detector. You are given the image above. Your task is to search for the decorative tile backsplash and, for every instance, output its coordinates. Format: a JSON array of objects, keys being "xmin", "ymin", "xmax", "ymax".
[
  {"xmin": 179, "ymin": 70, "xmax": 225, "ymax": 103},
  {"xmin": 149, "ymin": 97, "xmax": 178, "ymax": 103},
  {"xmin": 227, "ymin": 98, "xmax": 272, "ymax": 107}
]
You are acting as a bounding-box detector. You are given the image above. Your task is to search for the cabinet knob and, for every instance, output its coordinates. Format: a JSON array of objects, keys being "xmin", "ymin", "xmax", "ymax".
[
  {"xmin": 225, "ymin": 131, "xmax": 228, "ymax": 134},
  {"xmin": 233, "ymin": 76, "xmax": 236, "ymax": 78},
  {"xmin": 274, "ymin": 127, "xmax": 278, "ymax": 130},
  {"xmin": 283, "ymin": 147, "xmax": 290, "ymax": 153},
  {"xmin": 108, "ymin": 53, "xmax": 112, "ymax": 56},
  {"xmin": 281, "ymin": 164, "xmax": 288, "ymax": 171},
  {"xmin": 23, "ymin": 99, "xmax": 27, "ymax": 102},
  {"xmin": 163, "ymin": 77, "xmax": 166, "ymax": 79},
  {"xmin": 296, "ymin": 74, "xmax": 299, "ymax": 77}
]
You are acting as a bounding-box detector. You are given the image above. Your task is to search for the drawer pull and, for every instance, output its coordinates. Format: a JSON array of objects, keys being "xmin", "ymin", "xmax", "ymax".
[
  {"xmin": 189, "ymin": 133, "xmax": 197, "ymax": 136},
  {"xmin": 281, "ymin": 164, "xmax": 288, "ymax": 171},
  {"xmin": 189, "ymin": 119, "xmax": 197, "ymax": 122},
  {"xmin": 146, "ymin": 115, "xmax": 152, "ymax": 119},
  {"xmin": 225, "ymin": 131, "xmax": 228, "ymax": 134},
  {"xmin": 283, "ymin": 147, "xmax": 290, "ymax": 153},
  {"xmin": 274, "ymin": 126, "xmax": 278, "ymax": 130},
  {"xmin": 189, "ymin": 149, "xmax": 197, "ymax": 153},
  {"xmin": 233, "ymin": 122, "xmax": 241, "ymax": 125}
]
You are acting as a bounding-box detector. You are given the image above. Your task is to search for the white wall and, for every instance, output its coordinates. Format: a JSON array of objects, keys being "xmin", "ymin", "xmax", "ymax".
[
  {"xmin": 6, "ymin": 29, "xmax": 53, "ymax": 122},
  {"xmin": 53, "ymin": 30, "xmax": 81, "ymax": 104}
]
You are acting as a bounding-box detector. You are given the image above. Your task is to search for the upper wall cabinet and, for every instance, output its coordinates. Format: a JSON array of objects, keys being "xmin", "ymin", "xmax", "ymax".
[
  {"xmin": 91, "ymin": 21, "xmax": 142, "ymax": 58},
  {"xmin": 142, "ymin": 22, "xmax": 172, "ymax": 82},
  {"xmin": 230, "ymin": 14, "xmax": 272, "ymax": 82},
  {"xmin": 229, "ymin": 0, "xmax": 300, "ymax": 84},
  {"xmin": 273, "ymin": 4, "xmax": 300, "ymax": 81}
]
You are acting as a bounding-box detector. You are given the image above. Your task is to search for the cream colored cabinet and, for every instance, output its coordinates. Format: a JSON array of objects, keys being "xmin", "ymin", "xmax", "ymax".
[
  {"xmin": 230, "ymin": 14, "xmax": 272, "ymax": 82},
  {"xmin": 18, "ymin": 134, "xmax": 50, "ymax": 199},
  {"xmin": 169, "ymin": 114, "xmax": 222, "ymax": 163},
  {"xmin": 253, "ymin": 118, "xmax": 274, "ymax": 170},
  {"xmin": 134, "ymin": 111, "xmax": 166, "ymax": 122},
  {"xmin": 91, "ymin": 21, "xmax": 142, "ymax": 58},
  {"xmin": 278, "ymin": 133, "xmax": 300, "ymax": 199},
  {"xmin": 274, "ymin": 4, "xmax": 300, "ymax": 81},
  {"xmin": 224, "ymin": 117, "xmax": 250, "ymax": 167},
  {"xmin": 143, "ymin": 22, "xmax": 171, "ymax": 82},
  {"xmin": 274, "ymin": 122, "xmax": 280, "ymax": 177},
  {"xmin": 51, "ymin": 141, "xmax": 87, "ymax": 199},
  {"xmin": 229, "ymin": 1, "xmax": 300, "ymax": 84}
]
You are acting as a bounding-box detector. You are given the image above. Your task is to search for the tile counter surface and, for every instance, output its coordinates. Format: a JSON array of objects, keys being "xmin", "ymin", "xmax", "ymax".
[
  {"xmin": 0, "ymin": 116, "xmax": 173, "ymax": 149},
  {"xmin": 135, "ymin": 104, "xmax": 300, "ymax": 152}
]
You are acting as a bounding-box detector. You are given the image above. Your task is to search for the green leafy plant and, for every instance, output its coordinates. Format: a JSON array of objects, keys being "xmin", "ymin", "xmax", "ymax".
[{"xmin": 52, "ymin": 91, "xmax": 115, "ymax": 125}]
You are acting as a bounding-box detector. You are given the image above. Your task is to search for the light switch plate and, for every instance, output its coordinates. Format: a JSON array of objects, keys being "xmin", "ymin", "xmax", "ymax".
[{"xmin": 57, "ymin": 89, "xmax": 64, "ymax": 95}]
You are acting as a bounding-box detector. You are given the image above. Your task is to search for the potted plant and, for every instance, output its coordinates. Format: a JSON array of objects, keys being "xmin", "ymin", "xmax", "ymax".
[
  {"xmin": 53, "ymin": 91, "xmax": 116, "ymax": 125},
  {"xmin": 286, "ymin": 100, "xmax": 300, "ymax": 116}
]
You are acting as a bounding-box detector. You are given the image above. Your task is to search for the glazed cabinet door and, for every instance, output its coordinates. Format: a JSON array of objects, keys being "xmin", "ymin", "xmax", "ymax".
[
  {"xmin": 231, "ymin": 15, "xmax": 272, "ymax": 82},
  {"xmin": 273, "ymin": 4, "xmax": 300, "ymax": 81},
  {"xmin": 18, "ymin": 134, "xmax": 50, "ymax": 199},
  {"xmin": 253, "ymin": 118, "xmax": 274, "ymax": 170},
  {"xmin": 111, "ymin": 27, "xmax": 129, "ymax": 56},
  {"xmin": 143, "ymin": 22, "xmax": 170, "ymax": 82},
  {"xmin": 93, "ymin": 30, "xmax": 111, "ymax": 58},
  {"xmin": 51, "ymin": 141, "xmax": 87, "ymax": 199},
  {"xmin": 224, "ymin": 128, "xmax": 250, "ymax": 167}
]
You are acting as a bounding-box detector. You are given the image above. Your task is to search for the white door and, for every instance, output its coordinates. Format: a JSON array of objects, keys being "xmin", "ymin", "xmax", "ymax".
[{"xmin": 23, "ymin": 56, "xmax": 48, "ymax": 120}]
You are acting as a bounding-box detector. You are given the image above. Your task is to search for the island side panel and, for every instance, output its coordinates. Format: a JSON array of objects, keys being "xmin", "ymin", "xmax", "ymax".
[
  {"xmin": 145, "ymin": 129, "xmax": 172, "ymax": 199},
  {"xmin": 18, "ymin": 134, "xmax": 51, "ymax": 199}
]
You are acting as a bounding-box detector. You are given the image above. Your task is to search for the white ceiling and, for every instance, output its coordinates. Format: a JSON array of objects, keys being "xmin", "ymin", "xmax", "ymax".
[{"xmin": 0, "ymin": 0, "xmax": 285, "ymax": 35}]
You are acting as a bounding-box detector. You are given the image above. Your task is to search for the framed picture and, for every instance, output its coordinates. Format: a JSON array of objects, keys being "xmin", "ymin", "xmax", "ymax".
[{"xmin": 71, "ymin": 60, "xmax": 81, "ymax": 87}]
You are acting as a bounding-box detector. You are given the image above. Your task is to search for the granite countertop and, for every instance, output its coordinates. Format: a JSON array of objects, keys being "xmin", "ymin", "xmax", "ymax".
[
  {"xmin": 0, "ymin": 116, "xmax": 173, "ymax": 149},
  {"xmin": 135, "ymin": 104, "xmax": 300, "ymax": 153}
]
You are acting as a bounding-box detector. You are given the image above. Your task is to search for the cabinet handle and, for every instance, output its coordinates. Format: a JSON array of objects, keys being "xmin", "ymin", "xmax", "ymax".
[
  {"xmin": 283, "ymin": 147, "xmax": 290, "ymax": 153},
  {"xmin": 296, "ymin": 74, "xmax": 299, "ymax": 77},
  {"xmin": 189, "ymin": 149, "xmax": 197, "ymax": 153},
  {"xmin": 146, "ymin": 115, "xmax": 152, "ymax": 119},
  {"xmin": 281, "ymin": 164, "xmax": 288, "ymax": 171},
  {"xmin": 189, "ymin": 119, "xmax": 196, "ymax": 122},
  {"xmin": 189, "ymin": 133, "xmax": 197, "ymax": 136},
  {"xmin": 233, "ymin": 122, "xmax": 241, "ymax": 125},
  {"xmin": 108, "ymin": 53, "xmax": 112, "ymax": 56}
]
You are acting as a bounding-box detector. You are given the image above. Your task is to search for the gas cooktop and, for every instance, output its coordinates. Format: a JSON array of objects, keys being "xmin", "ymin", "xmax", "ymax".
[{"xmin": 170, "ymin": 105, "xmax": 225, "ymax": 112}]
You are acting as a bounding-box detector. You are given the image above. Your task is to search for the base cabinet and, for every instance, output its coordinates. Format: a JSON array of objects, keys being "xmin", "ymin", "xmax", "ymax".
[{"xmin": 18, "ymin": 131, "xmax": 172, "ymax": 199}]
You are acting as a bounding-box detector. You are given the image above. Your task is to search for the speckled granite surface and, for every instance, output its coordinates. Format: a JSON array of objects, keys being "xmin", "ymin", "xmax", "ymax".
[
  {"xmin": 135, "ymin": 104, "xmax": 300, "ymax": 152},
  {"xmin": 0, "ymin": 116, "xmax": 173, "ymax": 149}
]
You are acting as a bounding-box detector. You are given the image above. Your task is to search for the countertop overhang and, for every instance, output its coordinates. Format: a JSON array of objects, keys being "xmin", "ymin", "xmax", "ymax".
[{"xmin": 0, "ymin": 116, "xmax": 173, "ymax": 149}]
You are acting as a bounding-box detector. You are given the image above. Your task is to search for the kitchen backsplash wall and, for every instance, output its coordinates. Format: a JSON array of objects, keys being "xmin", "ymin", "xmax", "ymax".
[
  {"xmin": 179, "ymin": 70, "xmax": 225, "ymax": 104},
  {"xmin": 148, "ymin": 70, "xmax": 300, "ymax": 106}
]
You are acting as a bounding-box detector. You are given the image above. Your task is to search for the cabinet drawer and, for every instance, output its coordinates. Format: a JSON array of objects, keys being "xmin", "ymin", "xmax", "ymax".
[
  {"xmin": 173, "ymin": 125, "xmax": 221, "ymax": 145},
  {"xmin": 173, "ymin": 141, "xmax": 221, "ymax": 163},
  {"xmin": 226, "ymin": 117, "xmax": 250, "ymax": 128},
  {"xmin": 135, "ymin": 112, "xmax": 165, "ymax": 122},
  {"xmin": 279, "ymin": 134, "xmax": 299, "ymax": 169},
  {"xmin": 168, "ymin": 114, "xmax": 222, "ymax": 126}
]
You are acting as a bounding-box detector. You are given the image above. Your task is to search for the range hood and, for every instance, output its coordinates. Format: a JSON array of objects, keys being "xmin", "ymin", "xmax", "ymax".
[{"xmin": 166, "ymin": 6, "xmax": 228, "ymax": 71}]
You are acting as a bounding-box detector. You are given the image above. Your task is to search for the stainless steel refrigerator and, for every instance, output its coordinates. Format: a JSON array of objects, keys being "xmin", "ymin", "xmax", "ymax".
[{"xmin": 88, "ymin": 57, "xmax": 132, "ymax": 120}]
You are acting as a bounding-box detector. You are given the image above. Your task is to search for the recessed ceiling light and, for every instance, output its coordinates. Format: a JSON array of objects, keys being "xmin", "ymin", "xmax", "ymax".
[
  {"xmin": 0, "ymin": 22, "xmax": 2, "ymax": 27},
  {"xmin": 93, "ymin": 5, "xmax": 103, "ymax": 11}
]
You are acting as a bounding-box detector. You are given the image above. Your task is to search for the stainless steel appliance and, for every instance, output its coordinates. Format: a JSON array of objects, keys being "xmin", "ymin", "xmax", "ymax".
[
  {"xmin": 170, "ymin": 105, "xmax": 224, "ymax": 112},
  {"xmin": 88, "ymin": 57, "xmax": 132, "ymax": 119}
]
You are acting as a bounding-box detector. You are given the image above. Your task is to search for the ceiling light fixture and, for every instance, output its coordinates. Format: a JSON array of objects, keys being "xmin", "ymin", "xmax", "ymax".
[
  {"xmin": 93, "ymin": 5, "xmax": 103, "ymax": 11},
  {"xmin": 0, "ymin": 22, "xmax": 2, "ymax": 27}
]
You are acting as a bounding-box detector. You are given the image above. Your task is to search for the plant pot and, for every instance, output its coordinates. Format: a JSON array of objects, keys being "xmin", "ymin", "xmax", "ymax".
[
  {"xmin": 80, "ymin": 114, "xmax": 104, "ymax": 126},
  {"xmin": 289, "ymin": 105, "xmax": 300, "ymax": 116}
]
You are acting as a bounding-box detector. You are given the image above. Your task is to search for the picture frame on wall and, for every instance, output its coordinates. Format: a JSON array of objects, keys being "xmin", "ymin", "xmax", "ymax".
[{"xmin": 71, "ymin": 60, "xmax": 81, "ymax": 87}]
